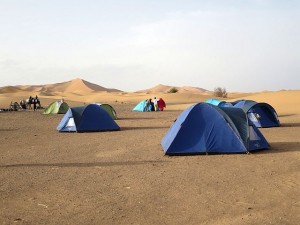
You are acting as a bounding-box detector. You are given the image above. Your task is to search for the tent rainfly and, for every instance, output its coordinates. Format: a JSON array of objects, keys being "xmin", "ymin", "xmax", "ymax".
[
  {"xmin": 161, "ymin": 103, "xmax": 269, "ymax": 155},
  {"xmin": 57, "ymin": 104, "xmax": 120, "ymax": 132},
  {"xmin": 233, "ymin": 100, "xmax": 280, "ymax": 128},
  {"xmin": 43, "ymin": 101, "xmax": 69, "ymax": 114}
]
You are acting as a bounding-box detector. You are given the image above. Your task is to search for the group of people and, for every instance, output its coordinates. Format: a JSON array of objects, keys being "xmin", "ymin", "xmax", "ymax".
[
  {"xmin": 29, "ymin": 95, "xmax": 41, "ymax": 111},
  {"xmin": 144, "ymin": 97, "xmax": 165, "ymax": 112},
  {"xmin": 19, "ymin": 95, "xmax": 41, "ymax": 111}
]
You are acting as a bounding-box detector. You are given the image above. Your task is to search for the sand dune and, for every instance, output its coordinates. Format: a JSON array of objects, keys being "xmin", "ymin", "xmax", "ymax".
[
  {"xmin": 63, "ymin": 78, "xmax": 122, "ymax": 93},
  {"xmin": 0, "ymin": 78, "xmax": 299, "ymax": 116},
  {"xmin": 179, "ymin": 86, "xmax": 210, "ymax": 94},
  {"xmin": 136, "ymin": 84, "xmax": 209, "ymax": 94},
  {"xmin": 7, "ymin": 78, "xmax": 121, "ymax": 96},
  {"xmin": 0, "ymin": 86, "xmax": 23, "ymax": 94},
  {"xmin": 1, "ymin": 79, "xmax": 299, "ymax": 116},
  {"xmin": 0, "ymin": 79, "xmax": 212, "ymax": 108},
  {"xmin": 1, "ymin": 90, "xmax": 299, "ymax": 119}
]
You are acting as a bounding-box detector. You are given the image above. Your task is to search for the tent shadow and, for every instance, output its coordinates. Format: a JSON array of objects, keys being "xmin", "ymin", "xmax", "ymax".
[
  {"xmin": 255, "ymin": 142, "xmax": 300, "ymax": 154},
  {"xmin": 121, "ymin": 126, "xmax": 170, "ymax": 131},
  {"xmin": 0, "ymin": 128, "xmax": 19, "ymax": 131},
  {"xmin": 278, "ymin": 114, "xmax": 297, "ymax": 118},
  {"xmin": 117, "ymin": 117, "xmax": 157, "ymax": 120},
  {"xmin": 0, "ymin": 160, "xmax": 167, "ymax": 168},
  {"xmin": 166, "ymin": 142, "xmax": 300, "ymax": 156},
  {"xmin": 280, "ymin": 123, "xmax": 300, "ymax": 127}
]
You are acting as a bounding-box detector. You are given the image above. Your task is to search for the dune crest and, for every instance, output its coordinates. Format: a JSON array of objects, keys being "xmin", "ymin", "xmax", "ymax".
[
  {"xmin": 136, "ymin": 84, "xmax": 210, "ymax": 94},
  {"xmin": 0, "ymin": 79, "xmax": 299, "ymax": 116},
  {"xmin": 63, "ymin": 78, "xmax": 118, "ymax": 93},
  {"xmin": 0, "ymin": 86, "xmax": 22, "ymax": 94},
  {"xmin": 1, "ymin": 78, "xmax": 122, "ymax": 96}
]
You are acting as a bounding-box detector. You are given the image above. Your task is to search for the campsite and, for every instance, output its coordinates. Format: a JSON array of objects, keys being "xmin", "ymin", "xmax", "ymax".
[{"xmin": 0, "ymin": 79, "xmax": 299, "ymax": 225}]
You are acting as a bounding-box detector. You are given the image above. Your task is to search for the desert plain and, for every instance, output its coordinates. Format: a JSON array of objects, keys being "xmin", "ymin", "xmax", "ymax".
[{"xmin": 0, "ymin": 79, "xmax": 299, "ymax": 225}]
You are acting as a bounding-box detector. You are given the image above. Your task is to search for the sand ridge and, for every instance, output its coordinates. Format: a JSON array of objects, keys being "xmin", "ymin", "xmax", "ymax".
[{"xmin": 136, "ymin": 84, "xmax": 210, "ymax": 94}]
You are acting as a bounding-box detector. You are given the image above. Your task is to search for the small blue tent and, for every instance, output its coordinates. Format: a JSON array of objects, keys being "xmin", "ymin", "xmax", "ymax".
[
  {"xmin": 205, "ymin": 98, "xmax": 233, "ymax": 107},
  {"xmin": 233, "ymin": 100, "xmax": 280, "ymax": 128},
  {"xmin": 57, "ymin": 104, "xmax": 120, "ymax": 132},
  {"xmin": 133, "ymin": 100, "xmax": 147, "ymax": 111},
  {"xmin": 161, "ymin": 103, "xmax": 269, "ymax": 155},
  {"xmin": 133, "ymin": 100, "xmax": 153, "ymax": 112}
]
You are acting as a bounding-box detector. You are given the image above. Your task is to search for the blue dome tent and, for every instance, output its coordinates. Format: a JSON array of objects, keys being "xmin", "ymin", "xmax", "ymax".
[
  {"xmin": 57, "ymin": 104, "xmax": 120, "ymax": 132},
  {"xmin": 132, "ymin": 100, "xmax": 154, "ymax": 112},
  {"xmin": 233, "ymin": 100, "xmax": 280, "ymax": 128},
  {"xmin": 161, "ymin": 103, "xmax": 269, "ymax": 155},
  {"xmin": 133, "ymin": 100, "xmax": 147, "ymax": 112}
]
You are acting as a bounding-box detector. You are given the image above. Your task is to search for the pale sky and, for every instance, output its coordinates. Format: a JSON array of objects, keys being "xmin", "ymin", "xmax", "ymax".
[{"xmin": 0, "ymin": 0, "xmax": 299, "ymax": 92}]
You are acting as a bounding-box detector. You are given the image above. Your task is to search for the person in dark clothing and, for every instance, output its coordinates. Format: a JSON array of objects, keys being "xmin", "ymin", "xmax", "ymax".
[
  {"xmin": 149, "ymin": 99, "xmax": 154, "ymax": 111},
  {"xmin": 145, "ymin": 99, "xmax": 150, "ymax": 112},
  {"xmin": 32, "ymin": 98, "xmax": 37, "ymax": 111},
  {"xmin": 33, "ymin": 97, "xmax": 37, "ymax": 111}
]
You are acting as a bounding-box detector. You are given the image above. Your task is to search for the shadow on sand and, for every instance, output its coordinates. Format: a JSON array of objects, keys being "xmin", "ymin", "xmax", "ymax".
[
  {"xmin": 0, "ymin": 128, "xmax": 19, "ymax": 131},
  {"xmin": 255, "ymin": 142, "xmax": 300, "ymax": 154},
  {"xmin": 117, "ymin": 117, "xmax": 158, "ymax": 120},
  {"xmin": 0, "ymin": 160, "xmax": 167, "ymax": 168},
  {"xmin": 279, "ymin": 123, "xmax": 300, "ymax": 128},
  {"xmin": 121, "ymin": 126, "xmax": 170, "ymax": 131},
  {"xmin": 278, "ymin": 114, "xmax": 297, "ymax": 118}
]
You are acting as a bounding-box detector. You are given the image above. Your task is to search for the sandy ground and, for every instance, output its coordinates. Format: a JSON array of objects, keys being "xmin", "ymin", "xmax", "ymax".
[{"xmin": 0, "ymin": 91, "xmax": 299, "ymax": 225}]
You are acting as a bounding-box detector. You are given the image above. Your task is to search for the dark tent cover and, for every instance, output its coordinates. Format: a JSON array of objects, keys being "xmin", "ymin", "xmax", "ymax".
[
  {"xmin": 161, "ymin": 103, "xmax": 269, "ymax": 155},
  {"xmin": 233, "ymin": 100, "xmax": 280, "ymax": 128},
  {"xmin": 57, "ymin": 104, "xmax": 120, "ymax": 132}
]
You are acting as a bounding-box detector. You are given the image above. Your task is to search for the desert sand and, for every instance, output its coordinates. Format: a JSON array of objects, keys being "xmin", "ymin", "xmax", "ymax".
[{"xmin": 0, "ymin": 80, "xmax": 299, "ymax": 225}]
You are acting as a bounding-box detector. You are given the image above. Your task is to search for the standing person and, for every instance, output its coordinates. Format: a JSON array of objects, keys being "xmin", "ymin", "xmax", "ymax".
[
  {"xmin": 144, "ymin": 99, "xmax": 149, "ymax": 111},
  {"xmin": 153, "ymin": 97, "xmax": 158, "ymax": 111},
  {"xmin": 157, "ymin": 98, "xmax": 166, "ymax": 111},
  {"xmin": 28, "ymin": 96, "xmax": 33, "ymax": 110},
  {"xmin": 149, "ymin": 98, "xmax": 154, "ymax": 111},
  {"xmin": 146, "ymin": 98, "xmax": 153, "ymax": 111},
  {"xmin": 35, "ymin": 95, "xmax": 41, "ymax": 108},
  {"xmin": 33, "ymin": 97, "xmax": 37, "ymax": 111}
]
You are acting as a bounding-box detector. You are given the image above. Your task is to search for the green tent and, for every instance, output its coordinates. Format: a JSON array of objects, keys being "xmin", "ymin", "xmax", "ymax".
[
  {"xmin": 92, "ymin": 103, "xmax": 117, "ymax": 119},
  {"xmin": 43, "ymin": 101, "xmax": 69, "ymax": 114}
]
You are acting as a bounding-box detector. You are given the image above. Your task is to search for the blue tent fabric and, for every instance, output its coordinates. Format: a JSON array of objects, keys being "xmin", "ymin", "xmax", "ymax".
[
  {"xmin": 57, "ymin": 104, "xmax": 120, "ymax": 132},
  {"xmin": 205, "ymin": 98, "xmax": 222, "ymax": 106},
  {"xmin": 133, "ymin": 100, "xmax": 147, "ymax": 111},
  {"xmin": 205, "ymin": 98, "xmax": 233, "ymax": 107},
  {"xmin": 219, "ymin": 102, "xmax": 233, "ymax": 107},
  {"xmin": 161, "ymin": 103, "xmax": 269, "ymax": 155},
  {"xmin": 57, "ymin": 109, "xmax": 76, "ymax": 132},
  {"xmin": 233, "ymin": 100, "xmax": 280, "ymax": 128},
  {"xmin": 233, "ymin": 100, "xmax": 257, "ymax": 110},
  {"xmin": 132, "ymin": 100, "xmax": 153, "ymax": 111}
]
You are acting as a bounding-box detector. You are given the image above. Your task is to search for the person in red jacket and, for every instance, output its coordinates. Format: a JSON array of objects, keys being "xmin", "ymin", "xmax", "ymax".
[{"xmin": 157, "ymin": 98, "xmax": 166, "ymax": 111}]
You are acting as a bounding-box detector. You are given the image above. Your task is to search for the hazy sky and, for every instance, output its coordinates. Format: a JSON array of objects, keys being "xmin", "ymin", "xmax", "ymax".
[{"xmin": 0, "ymin": 0, "xmax": 299, "ymax": 92}]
